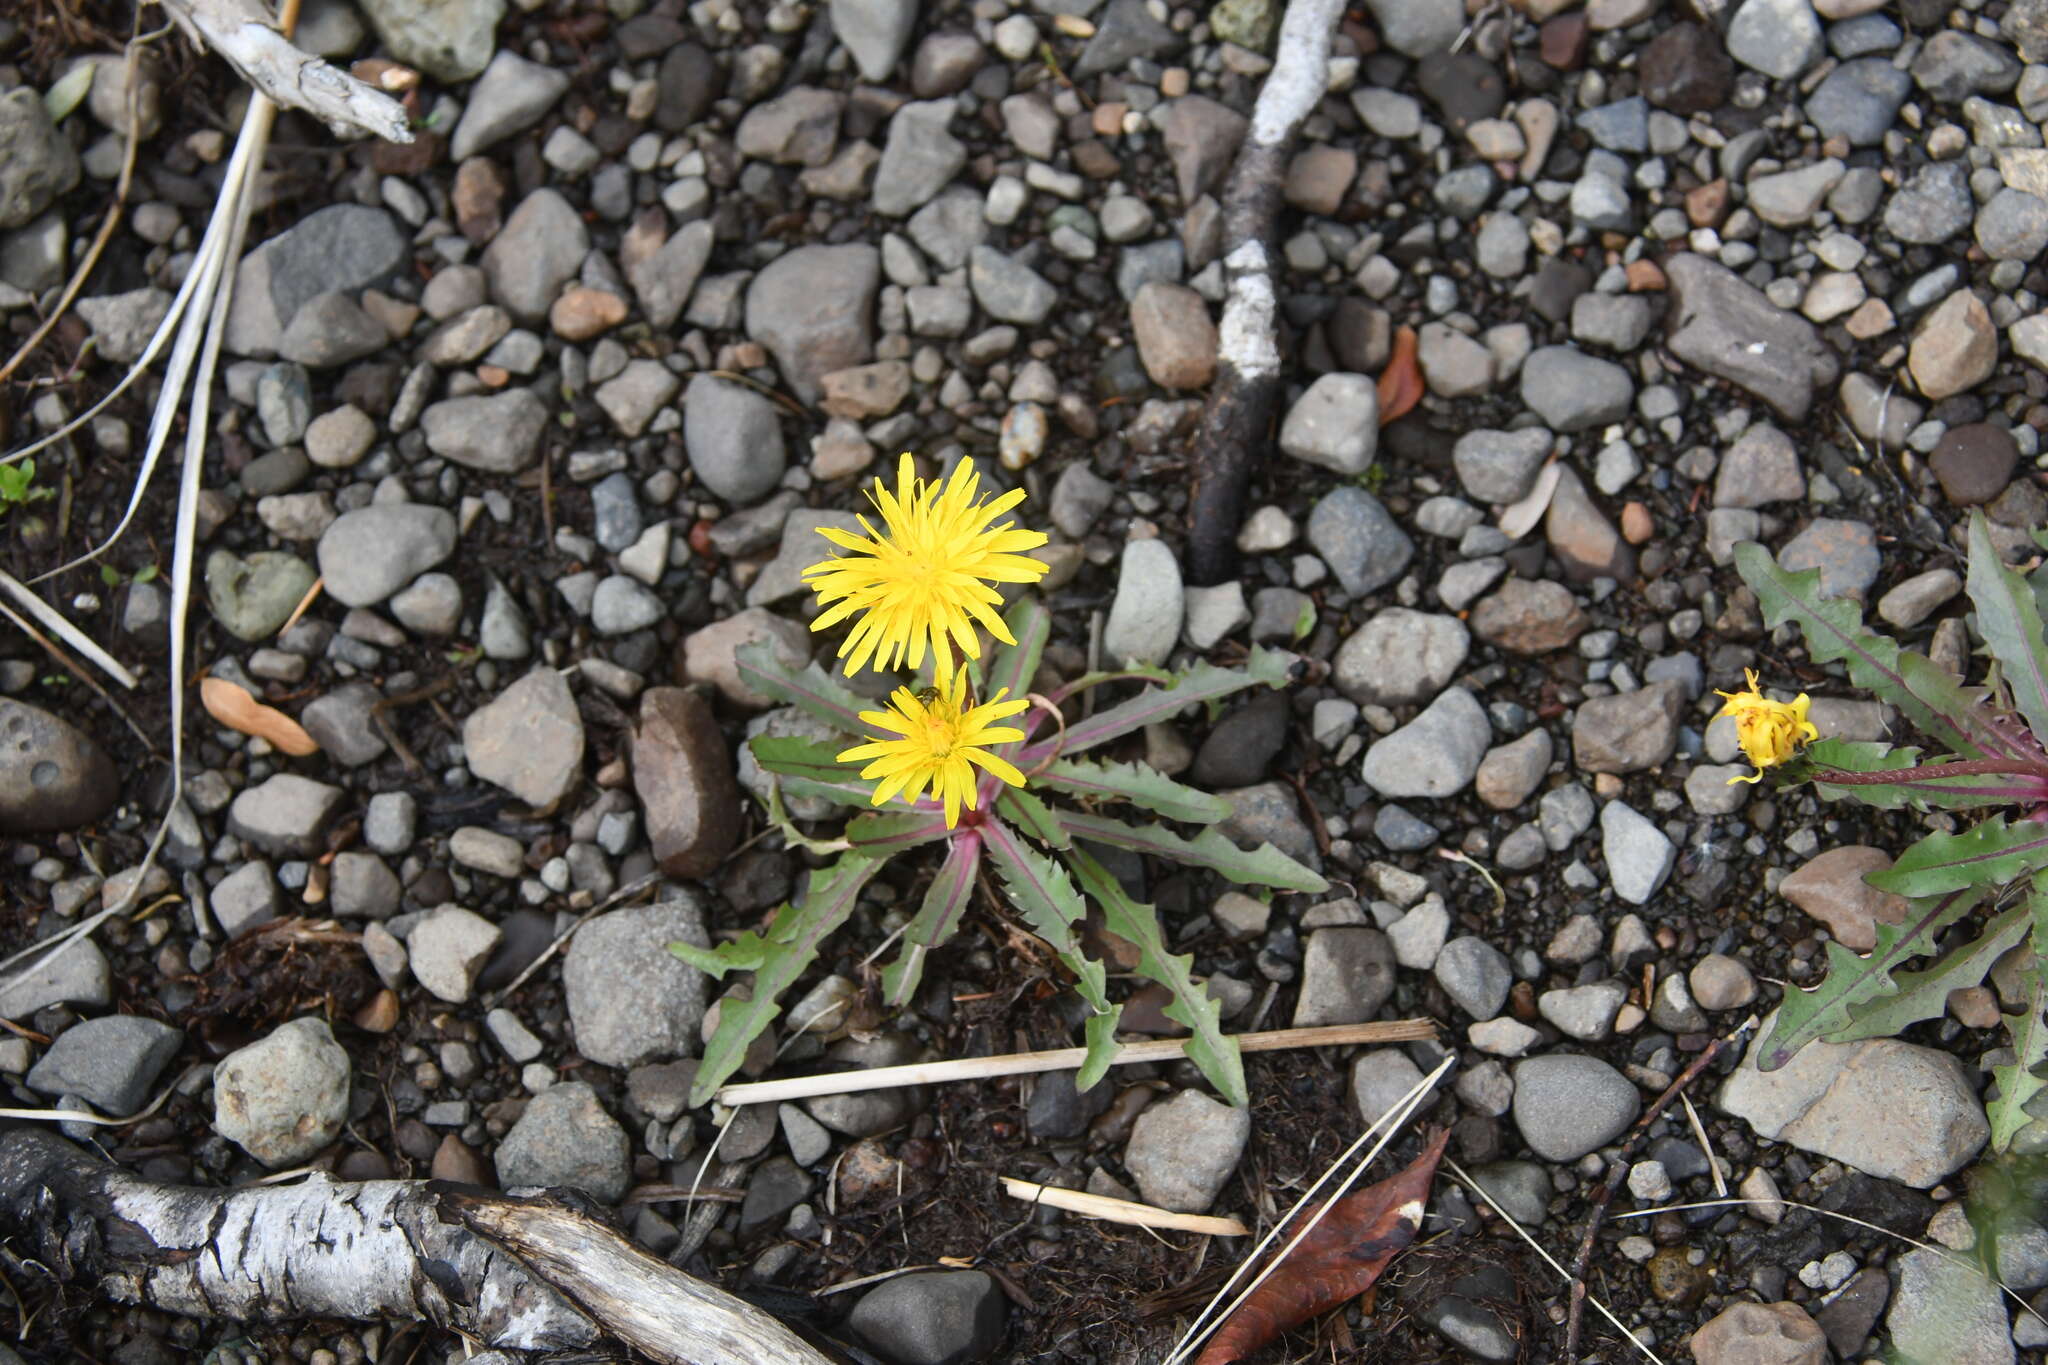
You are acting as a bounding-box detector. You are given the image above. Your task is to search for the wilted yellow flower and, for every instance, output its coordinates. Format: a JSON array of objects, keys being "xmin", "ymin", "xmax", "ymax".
[
  {"xmin": 802, "ymin": 454, "xmax": 1049, "ymax": 677},
  {"xmin": 837, "ymin": 662, "xmax": 1031, "ymax": 828},
  {"xmin": 1714, "ymin": 668, "xmax": 1819, "ymax": 784}
]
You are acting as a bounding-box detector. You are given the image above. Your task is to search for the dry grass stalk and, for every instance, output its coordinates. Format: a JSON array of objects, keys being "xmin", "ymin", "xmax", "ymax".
[
  {"xmin": 1000, "ymin": 1177, "xmax": 1250, "ymax": 1237},
  {"xmin": 714, "ymin": 1018, "xmax": 1439, "ymax": 1106}
]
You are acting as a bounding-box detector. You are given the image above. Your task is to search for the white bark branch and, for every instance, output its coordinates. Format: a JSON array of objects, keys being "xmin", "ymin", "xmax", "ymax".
[
  {"xmin": 0, "ymin": 1130, "xmax": 830, "ymax": 1364},
  {"xmin": 1185, "ymin": 0, "xmax": 1343, "ymax": 583},
  {"xmin": 160, "ymin": 0, "xmax": 414, "ymax": 143}
]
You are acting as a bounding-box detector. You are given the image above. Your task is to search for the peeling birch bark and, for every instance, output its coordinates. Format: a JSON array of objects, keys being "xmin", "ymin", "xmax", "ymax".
[
  {"xmin": 0, "ymin": 1130, "xmax": 831, "ymax": 1365},
  {"xmin": 1183, "ymin": 0, "xmax": 1343, "ymax": 586},
  {"xmin": 159, "ymin": 0, "xmax": 414, "ymax": 143}
]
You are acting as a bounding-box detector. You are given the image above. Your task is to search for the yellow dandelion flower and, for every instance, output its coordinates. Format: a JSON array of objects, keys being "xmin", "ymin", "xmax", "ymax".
[
  {"xmin": 801, "ymin": 453, "xmax": 1050, "ymax": 677},
  {"xmin": 837, "ymin": 661, "xmax": 1031, "ymax": 828},
  {"xmin": 1714, "ymin": 668, "xmax": 1819, "ymax": 784}
]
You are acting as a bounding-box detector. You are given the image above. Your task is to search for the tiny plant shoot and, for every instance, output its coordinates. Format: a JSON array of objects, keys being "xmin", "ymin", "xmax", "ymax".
[
  {"xmin": 671, "ymin": 455, "xmax": 1325, "ymax": 1109},
  {"xmin": 1734, "ymin": 512, "xmax": 2048, "ymax": 1152}
]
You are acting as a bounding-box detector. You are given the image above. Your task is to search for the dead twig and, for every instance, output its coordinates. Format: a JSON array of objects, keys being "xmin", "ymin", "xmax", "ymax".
[
  {"xmin": 1561, "ymin": 1017, "xmax": 1754, "ymax": 1363},
  {"xmin": 1183, "ymin": 0, "xmax": 1344, "ymax": 584}
]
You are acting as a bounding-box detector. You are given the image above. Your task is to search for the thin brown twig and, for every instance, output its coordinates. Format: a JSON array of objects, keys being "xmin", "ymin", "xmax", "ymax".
[{"xmin": 1561, "ymin": 1016, "xmax": 1754, "ymax": 1363}]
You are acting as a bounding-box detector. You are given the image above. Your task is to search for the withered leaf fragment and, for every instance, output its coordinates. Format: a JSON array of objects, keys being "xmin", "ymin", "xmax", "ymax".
[
  {"xmin": 1376, "ymin": 325, "xmax": 1423, "ymax": 426},
  {"xmin": 199, "ymin": 676, "xmax": 319, "ymax": 756},
  {"xmin": 1194, "ymin": 1127, "xmax": 1448, "ymax": 1365}
]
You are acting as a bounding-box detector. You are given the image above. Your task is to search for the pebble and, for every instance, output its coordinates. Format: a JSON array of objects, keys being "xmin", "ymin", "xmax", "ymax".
[
  {"xmin": 1360, "ymin": 687, "xmax": 1491, "ymax": 799},
  {"xmin": 849, "ymin": 1271, "xmax": 1007, "ymax": 1365},
  {"xmin": 1805, "ymin": 57, "xmax": 1914, "ymax": 146},
  {"xmin": 226, "ymin": 205, "xmax": 407, "ymax": 357},
  {"xmin": 1572, "ymin": 680, "xmax": 1683, "ymax": 774},
  {"xmin": 1777, "ymin": 518, "xmax": 1880, "ymax": 601},
  {"xmin": 1292, "ymin": 927, "xmax": 1396, "ymax": 1026},
  {"xmin": 1350, "ymin": 1049, "xmax": 1430, "ymax": 1127},
  {"xmin": 745, "ymin": 244, "xmax": 881, "ymax": 403},
  {"xmin": 1601, "ymin": 800, "xmax": 1676, "ymax": 905},
  {"xmin": 496, "ymin": 1081, "xmax": 631, "ymax": 1202},
  {"xmin": 317, "ymin": 504, "xmax": 457, "ymax": 607},
  {"xmin": 0, "ymin": 940, "xmax": 110, "ymax": 1018},
  {"xmin": 421, "ymin": 388, "xmax": 549, "ymax": 473},
  {"xmin": 1101, "ymin": 538, "xmax": 1184, "ymax": 666},
  {"xmin": 462, "ymin": 666, "xmax": 585, "ymax": 809},
  {"xmin": 873, "ymin": 99, "xmax": 966, "ymax": 218},
  {"xmin": 1388, "ymin": 898, "xmax": 1449, "ymax": 969},
  {"xmin": 1713, "ymin": 423, "xmax": 1804, "ymax": 508},
  {"xmin": 1883, "ymin": 160, "xmax": 1975, "ymax": 245},
  {"xmin": 1305, "ymin": 486, "xmax": 1413, "ymax": 597},
  {"xmin": 558, "ymin": 897, "xmax": 709, "ymax": 1072},
  {"xmin": 1726, "ymin": 0, "xmax": 1823, "ymax": 79},
  {"xmin": 1539, "ymin": 981, "xmax": 1628, "ymax": 1041},
  {"xmin": 1467, "ymin": 1161, "xmax": 1547, "ymax": 1224},
  {"xmin": 26, "ymin": 1016, "xmax": 182, "ymax": 1114},
  {"xmin": 1435, "ymin": 936, "xmax": 1512, "ymax": 1020},
  {"xmin": 1886, "ymin": 1248, "xmax": 2015, "ymax": 1365},
  {"xmin": 1778, "ymin": 846, "xmax": 1910, "ymax": 950},
  {"xmin": 1929, "ymin": 425, "xmax": 2017, "ymax": 506},
  {"xmin": 1130, "ymin": 282, "xmax": 1217, "ymax": 391},
  {"xmin": 227, "ymin": 774, "xmax": 344, "ymax": 857},
  {"xmin": 1908, "ymin": 290, "xmax": 1998, "ymax": 400},
  {"xmin": 1720, "ymin": 1016, "xmax": 1989, "ymax": 1188},
  {"xmin": 969, "ymin": 245, "xmax": 1058, "ymax": 326},
  {"xmin": 1279, "ymin": 373, "xmax": 1379, "ymax": 475},
  {"xmin": 1475, "ymin": 728, "xmax": 1551, "ymax": 810},
  {"xmin": 1334, "ymin": 609, "xmax": 1468, "ymax": 706},
  {"xmin": 1519, "ymin": 346, "xmax": 1633, "ymax": 432},
  {"xmin": 1182, "ymin": 581, "xmax": 1250, "ymax": 652},
  {"xmin": 407, "ymin": 906, "xmax": 501, "ymax": 1004},
  {"xmin": 1665, "ymin": 253, "xmax": 1838, "ymax": 421},
  {"xmin": 1123, "ymin": 1090, "xmax": 1250, "ymax": 1212},
  {"xmin": 1688, "ymin": 954, "xmax": 1757, "ymax": 1011},
  {"xmin": 0, "ymin": 699, "xmax": 118, "ymax": 835},
  {"xmin": 1512, "ymin": 1053, "xmax": 1639, "ymax": 1161},
  {"xmin": 205, "ymin": 550, "xmax": 317, "ymax": 642},
  {"xmin": 213, "ymin": 1017, "xmax": 351, "ymax": 1167}
]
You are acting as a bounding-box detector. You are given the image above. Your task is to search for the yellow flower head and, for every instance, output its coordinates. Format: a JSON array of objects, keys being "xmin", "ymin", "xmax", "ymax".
[
  {"xmin": 1714, "ymin": 668, "xmax": 1819, "ymax": 784},
  {"xmin": 837, "ymin": 661, "xmax": 1032, "ymax": 828},
  {"xmin": 801, "ymin": 453, "xmax": 1050, "ymax": 678}
]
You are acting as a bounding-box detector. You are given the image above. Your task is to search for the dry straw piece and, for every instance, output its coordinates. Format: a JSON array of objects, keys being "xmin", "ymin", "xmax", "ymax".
[{"xmin": 1000, "ymin": 1177, "xmax": 1250, "ymax": 1237}]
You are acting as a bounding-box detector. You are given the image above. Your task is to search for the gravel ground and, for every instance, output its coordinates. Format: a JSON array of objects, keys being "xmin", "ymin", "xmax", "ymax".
[{"xmin": 5, "ymin": 0, "xmax": 2048, "ymax": 1361}]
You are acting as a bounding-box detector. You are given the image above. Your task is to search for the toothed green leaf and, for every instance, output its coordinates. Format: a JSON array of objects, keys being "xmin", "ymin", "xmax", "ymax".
[
  {"xmin": 846, "ymin": 808, "xmax": 954, "ymax": 852},
  {"xmin": 1990, "ymin": 957, "xmax": 2048, "ymax": 1154},
  {"xmin": 981, "ymin": 822, "xmax": 1120, "ymax": 1089},
  {"xmin": 1736, "ymin": 541, "xmax": 2042, "ymax": 763},
  {"xmin": 1824, "ymin": 902, "xmax": 2028, "ymax": 1046},
  {"xmin": 1020, "ymin": 647, "xmax": 1297, "ymax": 764},
  {"xmin": 1069, "ymin": 847, "xmax": 1246, "ymax": 1108},
  {"xmin": 1803, "ymin": 739, "xmax": 2036, "ymax": 810},
  {"xmin": 1034, "ymin": 757, "xmax": 1233, "ymax": 824},
  {"xmin": 736, "ymin": 641, "xmax": 872, "ymax": 735},
  {"xmin": 881, "ymin": 831, "xmax": 982, "ymax": 1007},
  {"xmin": 1759, "ymin": 887, "xmax": 1982, "ymax": 1071},
  {"xmin": 1057, "ymin": 809, "xmax": 1328, "ymax": 893},
  {"xmin": 673, "ymin": 851, "xmax": 885, "ymax": 1106},
  {"xmin": 984, "ymin": 596, "xmax": 1050, "ymax": 715},
  {"xmin": 750, "ymin": 734, "xmax": 892, "ymax": 811},
  {"xmin": 1968, "ymin": 510, "xmax": 2048, "ymax": 749},
  {"xmin": 1866, "ymin": 816, "xmax": 2048, "ymax": 899},
  {"xmin": 998, "ymin": 786, "xmax": 1070, "ymax": 849}
]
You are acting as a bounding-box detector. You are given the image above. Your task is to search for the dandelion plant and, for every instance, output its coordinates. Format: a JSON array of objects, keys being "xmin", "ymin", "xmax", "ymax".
[
  {"xmin": 1733, "ymin": 511, "xmax": 2048, "ymax": 1150},
  {"xmin": 672, "ymin": 455, "xmax": 1326, "ymax": 1110}
]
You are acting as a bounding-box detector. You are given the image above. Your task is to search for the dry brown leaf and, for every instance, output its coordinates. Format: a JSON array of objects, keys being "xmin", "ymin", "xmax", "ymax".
[
  {"xmin": 200, "ymin": 676, "xmax": 320, "ymax": 756},
  {"xmin": 1194, "ymin": 1129, "xmax": 1448, "ymax": 1365},
  {"xmin": 1377, "ymin": 325, "xmax": 1423, "ymax": 425}
]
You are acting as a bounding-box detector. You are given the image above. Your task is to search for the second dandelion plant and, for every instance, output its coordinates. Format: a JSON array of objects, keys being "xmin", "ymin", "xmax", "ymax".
[{"xmin": 671, "ymin": 455, "xmax": 1325, "ymax": 1109}]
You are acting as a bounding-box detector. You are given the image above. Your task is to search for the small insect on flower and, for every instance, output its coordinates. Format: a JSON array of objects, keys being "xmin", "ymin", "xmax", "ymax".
[
  {"xmin": 801, "ymin": 453, "xmax": 1050, "ymax": 678},
  {"xmin": 836, "ymin": 661, "xmax": 1031, "ymax": 828},
  {"xmin": 1714, "ymin": 667, "xmax": 1819, "ymax": 784}
]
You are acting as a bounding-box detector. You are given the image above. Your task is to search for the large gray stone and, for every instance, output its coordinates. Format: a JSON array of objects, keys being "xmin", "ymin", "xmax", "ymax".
[
  {"xmin": 746, "ymin": 245, "xmax": 881, "ymax": 403},
  {"xmin": 684, "ymin": 373, "xmax": 786, "ymax": 505},
  {"xmin": 421, "ymin": 389, "xmax": 549, "ymax": 473},
  {"xmin": 1665, "ymin": 253, "xmax": 1838, "ymax": 421},
  {"xmin": 357, "ymin": 0, "xmax": 503, "ymax": 81},
  {"xmin": 27, "ymin": 1016, "xmax": 182, "ymax": 1114},
  {"xmin": 1719, "ymin": 1014, "xmax": 1989, "ymax": 1188},
  {"xmin": 0, "ymin": 89, "xmax": 80, "ymax": 231},
  {"xmin": 1360, "ymin": 688, "xmax": 1490, "ymax": 799},
  {"xmin": 317, "ymin": 504, "xmax": 458, "ymax": 606},
  {"xmin": 0, "ymin": 699, "xmax": 117, "ymax": 835},
  {"xmin": 496, "ymin": 1081, "xmax": 631, "ymax": 1202},
  {"xmin": 213, "ymin": 1017, "xmax": 351, "ymax": 1167},
  {"xmin": 226, "ymin": 205, "xmax": 409, "ymax": 357},
  {"xmin": 562, "ymin": 899, "xmax": 711, "ymax": 1069},
  {"xmin": 1123, "ymin": 1090, "xmax": 1250, "ymax": 1212}
]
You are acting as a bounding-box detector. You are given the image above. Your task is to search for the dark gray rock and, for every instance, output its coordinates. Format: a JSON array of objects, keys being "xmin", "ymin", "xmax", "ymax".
[
  {"xmin": 226, "ymin": 205, "xmax": 408, "ymax": 356},
  {"xmin": 1804, "ymin": 58, "xmax": 1913, "ymax": 146},
  {"xmin": 0, "ymin": 699, "xmax": 117, "ymax": 835},
  {"xmin": 1512, "ymin": 1053, "xmax": 1639, "ymax": 1161},
  {"xmin": 1664, "ymin": 253, "xmax": 1838, "ymax": 421},
  {"xmin": 27, "ymin": 1016, "xmax": 182, "ymax": 1114},
  {"xmin": 1306, "ymin": 486, "xmax": 1413, "ymax": 596},
  {"xmin": 850, "ymin": 1270, "xmax": 1007, "ymax": 1365},
  {"xmin": 563, "ymin": 897, "xmax": 709, "ymax": 1069},
  {"xmin": 496, "ymin": 1081, "xmax": 630, "ymax": 1202}
]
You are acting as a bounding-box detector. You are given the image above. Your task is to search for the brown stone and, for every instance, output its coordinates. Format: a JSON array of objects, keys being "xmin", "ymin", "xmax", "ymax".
[
  {"xmin": 1620, "ymin": 501, "xmax": 1654, "ymax": 543},
  {"xmin": 1283, "ymin": 145, "xmax": 1358, "ymax": 216},
  {"xmin": 1685, "ymin": 178, "xmax": 1731, "ymax": 228},
  {"xmin": 452, "ymin": 156, "xmax": 505, "ymax": 244},
  {"xmin": 0, "ymin": 698, "xmax": 118, "ymax": 834},
  {"xmin": 1130, "ymin": 281, "xmax": 1218, "ymax": 390},
  {"xmin": 1469, "ymin": 578, "xmax": 1588, "ymax": 654},
  {"xmin": 548, "ymin": 287, "xmax": 628, "ymax": 342},
  {"xmin": 819, "ymin": 360, "xmax": 912, "ymax": 419},
  {"xmin": 631, "ymin": 687, "xmax": 742, "ymax": 879},
  {"xmin": 1545, "ymin": 467, "xmax": 1635, "ymax": 583},
  {"xmin": 1778, "ymin": 846, "xmax": 1911, "ymax": 951},
  {"xmin": 1639, "ymin": 23, "xmax": 1734, "ymax": 114},
  {"xmin": 1539, "ymin": 12, "xmax": 1588, "ymax": 69},
  {"xmin": 1928, "ymin": 422, "xmax": 2018, "ymax": 506},
  {"xmin": 1572, "ymin": 680, "xmax": 1685, "ymax": 775},
  {"xmin": 1908, "ymin": 290, "xmax": 1997, "ymax": 401},
  {"xmin": 432, "ymin": 1134, "xmax": 493, "ymax": 1185},
  {"xmin": 1688, "ymin": 1301, "xmax": 1827, "ymax": 1365}
]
